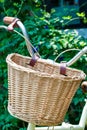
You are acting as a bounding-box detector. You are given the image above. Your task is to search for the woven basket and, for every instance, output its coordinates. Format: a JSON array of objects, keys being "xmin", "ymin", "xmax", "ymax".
[{"xmin": 6, "ymin": 53, "xmax": 86, "ymax": 126}]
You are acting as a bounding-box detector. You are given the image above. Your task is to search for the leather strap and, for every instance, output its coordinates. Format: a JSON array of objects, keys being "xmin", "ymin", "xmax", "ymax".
[
  {"xmin": 60, "ymin": 62, "xmax": 67, "ymax": 76},
  {"xmin": 29, "ymin": 58, "xmax": 37, "ymax": 67}
]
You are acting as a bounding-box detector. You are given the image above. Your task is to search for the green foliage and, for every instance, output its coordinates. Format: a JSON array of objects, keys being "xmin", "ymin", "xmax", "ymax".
[{"xmin": 0, "ymin": 0, "xmax": 87, "ymax": 129}]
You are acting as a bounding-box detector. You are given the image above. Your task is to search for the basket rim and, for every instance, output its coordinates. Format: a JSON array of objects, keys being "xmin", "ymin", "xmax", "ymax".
[{"xmin": 6, "ymin": 53, "xmax": 86, "ymax": 81}]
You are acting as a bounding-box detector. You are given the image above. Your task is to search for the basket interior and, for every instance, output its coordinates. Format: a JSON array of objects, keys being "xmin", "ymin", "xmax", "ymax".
[{"xmin": 9, "ymin": 53, "xmax": 85, "ymax": 80}]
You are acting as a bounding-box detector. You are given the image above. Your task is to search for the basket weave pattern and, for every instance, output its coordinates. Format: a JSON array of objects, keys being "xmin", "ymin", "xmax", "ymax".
[{"xmin": 6, "ymin": 53, "xmax": 86, "ymax": 126}]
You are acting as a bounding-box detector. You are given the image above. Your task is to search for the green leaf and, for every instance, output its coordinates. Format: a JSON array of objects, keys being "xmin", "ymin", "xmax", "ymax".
[
  {"xmin": 83, "ymin": 17, "xmax": 87, "ymax": 24},
  {"xmin": 76, "ymin": 12, "xmax": 85, "ymax": 18},
  {"xmin": 0, "ymin": 0, "xmax": 4, "ymax": 2},
  {"xmin": 63, "ymin": 15, "xmax": 72, "ymax": 20},
  {"xmin": 19, "ymin": 128, "xmax": 26, "ymax": 130},
  {"xmin": 2, "ymin": 123, "xmax": 12, "ymax": 130}
]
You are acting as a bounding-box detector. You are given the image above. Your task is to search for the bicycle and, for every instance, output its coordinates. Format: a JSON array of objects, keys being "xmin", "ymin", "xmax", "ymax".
[{"xmin": 0, "ymin": 17, "xmax": 87, "ymax": 130}]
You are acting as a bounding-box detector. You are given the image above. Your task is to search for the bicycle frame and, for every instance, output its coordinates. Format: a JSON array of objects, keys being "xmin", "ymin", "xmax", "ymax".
[{"xmin": 1, "ymin": 17, "xmax": 87, "ymax": 130}]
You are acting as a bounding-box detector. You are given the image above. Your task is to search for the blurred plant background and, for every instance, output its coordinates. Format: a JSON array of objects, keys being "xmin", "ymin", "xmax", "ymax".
[{"xmin": 0, "ymin": 0, "xmax": 87, "ymax": 129}]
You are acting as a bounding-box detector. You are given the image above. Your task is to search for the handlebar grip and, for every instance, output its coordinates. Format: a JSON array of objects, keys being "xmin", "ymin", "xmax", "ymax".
[
  {"xmin": 3, "ymin": 16, "xmax": 16, "ymax": 24},
  {"xmin": 81, "ymin": 81, "xmax": 87, "ymax": 93}
]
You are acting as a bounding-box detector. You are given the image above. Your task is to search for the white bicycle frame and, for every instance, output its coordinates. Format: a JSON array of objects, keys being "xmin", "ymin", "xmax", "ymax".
[{"xmin": 0, "ymin": 17, "xmax": 87, "ymax": 130}]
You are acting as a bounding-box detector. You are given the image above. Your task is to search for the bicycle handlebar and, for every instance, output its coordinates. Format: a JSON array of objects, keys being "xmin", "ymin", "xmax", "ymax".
[
  {"xmin": 66, "ymin": 46, "xmax": 87, "ymax": 66},
  {"xmin": 3, "ymin": 16, "xmax": 38, "ymax": 58},
  {"xmin": 2, "ymin": 16, "xmax": 87, "ymax": 67}
]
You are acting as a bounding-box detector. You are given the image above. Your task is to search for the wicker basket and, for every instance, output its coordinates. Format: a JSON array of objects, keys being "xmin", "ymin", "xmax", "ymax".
[{"xmin": 6, "ymin": 53, "xmax": 86, "ymax": 126}]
